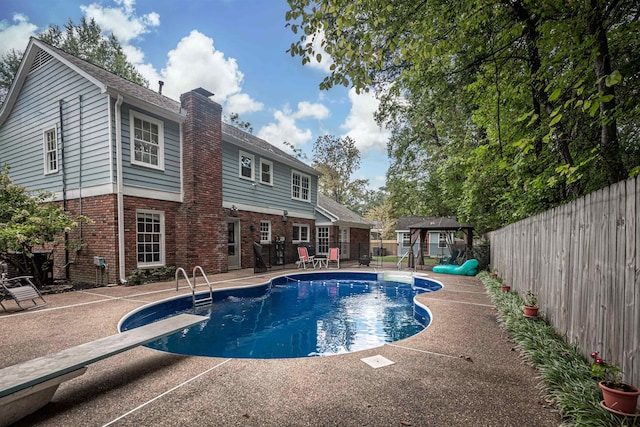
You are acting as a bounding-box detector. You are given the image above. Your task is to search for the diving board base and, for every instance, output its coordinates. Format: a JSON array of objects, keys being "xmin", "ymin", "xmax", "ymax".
[
  {"xmin": 0, "ymin": 313, "xmax": 207, "ymax": 426},
  {"xmin": 0, "ymin": 368, "xmax": 86, "ymax": 427}
]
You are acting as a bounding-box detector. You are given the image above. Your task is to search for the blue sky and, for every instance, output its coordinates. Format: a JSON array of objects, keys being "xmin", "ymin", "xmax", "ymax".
[{"xmin": 0, "ymin": 0, "xmax": 391, "ymax": 189}]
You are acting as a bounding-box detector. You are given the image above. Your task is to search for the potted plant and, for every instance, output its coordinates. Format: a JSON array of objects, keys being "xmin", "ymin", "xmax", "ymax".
[
  {"xmin": 501, "ymin": 283, "xmax": 511, "ymax": 292},
  {"xmin": 523, "ymin": 290, "xmax": 538, "ymax": 318},
  {"xmin": 591, "ymin": 351, "xmax": 640, "ymax": 415}
]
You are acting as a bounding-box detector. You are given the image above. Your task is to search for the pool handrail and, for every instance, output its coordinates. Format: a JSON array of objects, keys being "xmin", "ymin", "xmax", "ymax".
[
  {"xmin": 175, "ymin": 266, "xmax": 213, "ymax": 310},
  {"xmin": 192, "ymin": 266, "xmax": 214, "ymax": 308}
]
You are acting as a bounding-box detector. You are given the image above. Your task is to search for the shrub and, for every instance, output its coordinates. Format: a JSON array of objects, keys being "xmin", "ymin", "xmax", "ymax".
[{"xmin": 126, "ymin": 265, "xmax": 176, "ymax": 286}]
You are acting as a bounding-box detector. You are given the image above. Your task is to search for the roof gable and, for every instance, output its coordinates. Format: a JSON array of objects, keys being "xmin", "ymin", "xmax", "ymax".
[
  {"xmin": 316, "ymin": 193, "xmax": 371, "ymax": 227},
  {"xmin": 0, "ymin": 38, "xmax": 185, "ymax": 126},
  {"xmin": 222, "ymin": 123, "xmax": 318, "ymax": 176}
]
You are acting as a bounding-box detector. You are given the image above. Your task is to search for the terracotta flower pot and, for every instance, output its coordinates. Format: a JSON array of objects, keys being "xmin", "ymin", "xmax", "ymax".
[
  {"xmin": 490, "ymin": 273, "xmax": 498, "ymax": 278},
  {"xmin": 501, "ymin": 285, "xmax": 511, "ymax": 292},
  {"xmin": 523, "ymin": 305, "xmax": 538, "ymax": 318},
  {"xmin": 599, "ymin": 381, "xmax": 640, "ymax": 415}
]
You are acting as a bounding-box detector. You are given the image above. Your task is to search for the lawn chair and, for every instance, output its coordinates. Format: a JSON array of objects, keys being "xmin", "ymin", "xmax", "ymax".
[
  {"xmin": 0, "ymin": 275, "xmax": 47, "ymax": 311},
  {"xmin": 327, "ymin": 247, "xmax": 340, "ymax": 269},
  {"xmin": 297, "ymin": 246, "xmax": 316, "ymax": 269}
]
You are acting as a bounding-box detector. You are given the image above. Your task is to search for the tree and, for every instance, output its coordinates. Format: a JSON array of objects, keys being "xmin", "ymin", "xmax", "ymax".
[
  {"xmin": 312, "ymin": 135, "xmax": 368, "ymax": 209},
  {"xmin": 363, "ymin": 193, "xmax": 395, "ymax": 240},
  {"xmin": 225, "ymin": 112, "xmax": 253, "ymax": 134},
  {"xmin": 0, "ymin": 49, "xmax": 22, "ymax": 104},
  {"xmin": 0, "ymin": 17, "xmax": 147, "ymax": 104},
  {"xmin": 0, "ymin": 167, "xmax": 86, "ymax": 287},
  {"xmin": 286, "ymin": 0, "xmax": 640, "ymax": 234}
]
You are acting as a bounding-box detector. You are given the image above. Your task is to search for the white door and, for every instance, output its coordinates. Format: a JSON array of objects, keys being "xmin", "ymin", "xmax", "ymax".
[
  {"xmin": 227, "ymin": 219, "xmax": 240, "ymax": 269},
  {"xmin": 339, "ymin": 226, "xmax": 350, "ymax": 259},
  {"xmin": 316, "ymin": 226, "xmax": 329, "ymax": 256}
]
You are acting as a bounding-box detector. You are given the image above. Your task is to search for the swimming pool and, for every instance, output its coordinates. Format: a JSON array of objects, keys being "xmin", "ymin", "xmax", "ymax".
[{"xmin": 119, "ymin": 271, "xmax": 442, "ymax": 359}]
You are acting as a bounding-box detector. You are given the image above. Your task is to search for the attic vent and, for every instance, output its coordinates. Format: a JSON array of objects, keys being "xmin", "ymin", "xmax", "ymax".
[{"xmin": 29, "ymin": 49, "xmax": 53, "ymax": 73}]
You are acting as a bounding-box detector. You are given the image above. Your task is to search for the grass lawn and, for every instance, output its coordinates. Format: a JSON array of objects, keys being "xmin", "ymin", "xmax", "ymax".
[{"xmin": 373, "ymin": 255, "xmax": 439, "ymax": 265}]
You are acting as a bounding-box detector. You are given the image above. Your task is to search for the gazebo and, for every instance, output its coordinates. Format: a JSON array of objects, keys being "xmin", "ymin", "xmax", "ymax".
[{"xmin": 406, "ymin": 217, "xmax": 474, "ymax": 268}]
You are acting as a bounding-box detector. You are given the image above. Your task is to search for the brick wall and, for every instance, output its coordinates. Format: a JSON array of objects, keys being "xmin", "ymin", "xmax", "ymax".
[
  {"xmin": 53, "ymin": 194, "xmax": 118, "ymax": 284},
  {"xmin": 226, "ymin": 209, "xmax": 311, "ymax": 268},
  {"xmin": 178, "ymin": 90, "xmax": 227, "ymax": 274},
  {"xmin": 122, "ymin": 196, "xmax": 181, "ymax": 277}
]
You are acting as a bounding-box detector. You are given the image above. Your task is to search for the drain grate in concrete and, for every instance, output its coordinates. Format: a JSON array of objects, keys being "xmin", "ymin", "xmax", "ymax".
[{"xmin": 361, "ymin": 355, "xmax": 395, "ymax": 369}]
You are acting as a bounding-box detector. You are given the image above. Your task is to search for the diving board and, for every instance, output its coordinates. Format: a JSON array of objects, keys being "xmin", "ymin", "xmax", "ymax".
[{"xmin": 0, "ymin": 313, "xmax": 207, "ymax": 427}]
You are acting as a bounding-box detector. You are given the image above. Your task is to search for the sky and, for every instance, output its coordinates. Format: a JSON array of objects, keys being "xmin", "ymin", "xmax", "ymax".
[{"xmin": 0, "ymin": 0, "xmax": 391, "ymax": 190}]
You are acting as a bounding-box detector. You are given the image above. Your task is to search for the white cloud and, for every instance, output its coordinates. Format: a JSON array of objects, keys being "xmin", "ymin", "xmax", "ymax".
[
  {"xmin": 0, "ymin": 13, "xmax": 38, "ymax": 53},
  {"xmin": 341, "ymin": 88, "xmax": 390, "ymax": 153},
  {"xmin": 81, "ymin": 2, "xmax": 263, "ymax": 115},
  {"xmin": 304, "ymin": 29, "xmax": 333, "ymax": 73},
  {"xmin": 226, "ymin": 93, "xmax": 264, "ymax": 115},
  {"xmin": 293, "ymin": 101, "xmax": 330, "ymax": 120},
  {"xmin": 155, "ymin": 29, "xmax": 263, "ymax": 112},
  {"xmin": 257, "ymin": 100, "xmax": 329, "ymax": 151},
  {"xmin": 80, "ymin": 1, "xmax": 159, "ymax": 44}
]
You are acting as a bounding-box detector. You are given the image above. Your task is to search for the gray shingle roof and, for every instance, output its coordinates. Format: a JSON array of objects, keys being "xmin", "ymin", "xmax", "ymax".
[
  {"xmin": 396, "ymin": 216, "xmax": 472, "ymax": 231},
  {"xmin": 35, "ymin": 38, "xmax": 183, "ymax": 117},
  {"xmin": 222, "ymin": 123, "xmax": 318, "ymax": 175},
  {"xmin": 317, "ymin": 193, "xmax": 371, "ymax": 226}
]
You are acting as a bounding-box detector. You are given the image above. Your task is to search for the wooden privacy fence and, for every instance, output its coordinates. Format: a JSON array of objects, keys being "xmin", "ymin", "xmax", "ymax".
[{"xmin": 489, "ymin": 176, "xmax": 639, "ymax": 388}]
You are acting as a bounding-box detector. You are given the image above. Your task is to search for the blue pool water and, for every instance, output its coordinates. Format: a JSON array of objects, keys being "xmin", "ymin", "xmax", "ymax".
[{"xmin": 120, "ymin": 272, "xmax": 442, "ymax": 359}]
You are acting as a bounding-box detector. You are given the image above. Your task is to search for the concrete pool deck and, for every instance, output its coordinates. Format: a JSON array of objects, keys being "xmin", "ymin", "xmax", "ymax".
[{"xmin": 0, "ymin": 267, "xmax": 561, "ymax": 426}]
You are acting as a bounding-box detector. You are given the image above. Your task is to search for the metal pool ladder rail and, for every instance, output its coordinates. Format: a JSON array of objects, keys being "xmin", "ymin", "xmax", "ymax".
[{"xmin": 175, "ymin": 266, "xmax": 214, "ymax": 310}]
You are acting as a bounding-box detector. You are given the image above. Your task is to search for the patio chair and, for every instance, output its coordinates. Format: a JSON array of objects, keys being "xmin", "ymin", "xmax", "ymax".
[
  {"xmin": 297, "ymin": 246, "xmax": 316, "ymax": 269},
  {"xmin": 0, "ymin": 275, "xmax": 47, "ymax": 311},
  {"xmin": 327, "ymin": 247, "xmax": 340, "ymax": 269}
]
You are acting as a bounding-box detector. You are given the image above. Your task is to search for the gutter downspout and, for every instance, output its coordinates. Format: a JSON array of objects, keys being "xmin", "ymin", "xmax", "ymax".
[
  {"xmin": 115, "ymin": 94, "xmax": 127, "ymax": 284},
  {"xmin": 59, "ymin": 100, "xmax": 69, "ymax": 279}
]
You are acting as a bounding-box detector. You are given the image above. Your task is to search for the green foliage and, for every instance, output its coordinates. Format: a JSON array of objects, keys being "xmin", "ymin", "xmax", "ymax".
[
  {"xmin": 0, "ymin": 17, "xmax": 147, "ymax": 101},
  {"xmin": 225, "ymin": 112, "xmax": 253, "ymax": 134},
  {"xmin": 312, "ymin": 135, "xmax": 369, "ymax": 209},
  {"xmin": 479, "ymin": 272, "xmax": 624, "ymax": 426},
  {"xmin": 286, "ymin": 0, "xmax": 640, "ymax": 235},
  {"xmin": 126, "ymin": 265, "xmax": 176, "ymax": 286},
  {"xmin": 0, "ymin": 167, "xmax": 87, "ymax": 286},
  {"xmin": 0, "ymin": 49, "xmax": 22, "ymax": 104}
]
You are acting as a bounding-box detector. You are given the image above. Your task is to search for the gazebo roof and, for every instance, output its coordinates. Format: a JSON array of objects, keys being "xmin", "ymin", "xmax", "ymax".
[{"xmin": 408, "ymin": 217, "xmax": 473, "ymax": 231}]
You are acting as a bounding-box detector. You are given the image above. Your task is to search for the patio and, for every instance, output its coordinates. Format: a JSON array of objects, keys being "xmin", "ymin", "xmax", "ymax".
[{"xmin": 0, "ymin": 266, "xmax": 560, "ymax": 426}]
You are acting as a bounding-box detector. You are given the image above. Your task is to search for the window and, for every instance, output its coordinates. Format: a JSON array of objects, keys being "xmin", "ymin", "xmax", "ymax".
[
  {"xmin": 316, "ymin": 226, "xmax": 329, "ymax": 255},
  {"xmin": 291, "ymin": 171, "xmax": 310, "ymax": 201},
  {"xmin": 260, "ymin": 159, "xmax": 273, "ymax": 185},
  {"xmin": 43, "ymin": 127, "xmax": 58, "ymax": 174},
  {"xmin": 131, "ymin": 112, "xmax": 164, "ymax": 169},
  {"xmin": 439, "ymin": 232, "xmax": 448, "ymax": 248},
  {"xmin": 239, "ymin": 151, "xmax": 254, "ymax": 180},
  {"xmin": 402, "ymin": 232, "xmax": 411, "ymax": 247},
  {"xmin": 136, "ymin": 210, "xmax": 165, "ymax": 267},
  {"xmin": 260, "ymin": 220, "xmax": 271, "ymax": 243},
  {"xmin": 293, "ymin": 223, "xmax": 310, "ymax": 243}
]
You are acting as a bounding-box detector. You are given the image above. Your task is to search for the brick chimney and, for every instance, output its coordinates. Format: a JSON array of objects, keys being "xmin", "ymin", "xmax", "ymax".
[{"xmin": 176, "ymin": 89, "xmax": 227, "ymax": 273}]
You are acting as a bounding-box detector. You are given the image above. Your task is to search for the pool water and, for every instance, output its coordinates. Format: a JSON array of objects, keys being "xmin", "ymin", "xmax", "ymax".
[{"xmin": 120, "ymin": 273, "xmax": 441, "ymax": 359}]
